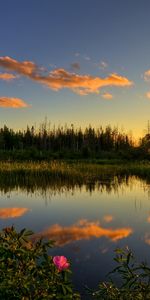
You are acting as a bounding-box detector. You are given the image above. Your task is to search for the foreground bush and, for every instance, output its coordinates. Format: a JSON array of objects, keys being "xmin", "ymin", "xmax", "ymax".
[
  {"xmin": 1, "ymin": 227, "xmax": 150, "ymax": 299},
  {"xmin": 0, "ymin": 226, "xmax": 80, "ymax": 299},
  {"xmin": 87, "ymin": 247, "xmax": 150, "ymax": 299}
]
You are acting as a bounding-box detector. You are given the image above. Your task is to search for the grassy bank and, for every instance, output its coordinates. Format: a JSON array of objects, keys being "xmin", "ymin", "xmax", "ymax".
[{"xmin": 0, "ymin": 159, "xmax": 150, "ymax": 174}]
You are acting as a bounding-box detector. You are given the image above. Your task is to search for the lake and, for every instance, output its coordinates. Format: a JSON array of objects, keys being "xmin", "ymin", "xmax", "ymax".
[{"xmin": 0, "ymin": 169, "xmax": 150, "ymax": 297}]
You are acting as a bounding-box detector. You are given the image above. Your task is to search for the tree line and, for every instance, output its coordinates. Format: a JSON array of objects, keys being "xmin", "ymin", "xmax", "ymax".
[{"xmin": 0, "ymin": 122, "xmax": 148, "ymax": 160}]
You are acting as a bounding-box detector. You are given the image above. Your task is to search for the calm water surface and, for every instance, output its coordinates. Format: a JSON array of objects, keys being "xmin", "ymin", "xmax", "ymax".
[{"xmin": 0, "ymin": 174, "xmax": 150, "ymax": 295}]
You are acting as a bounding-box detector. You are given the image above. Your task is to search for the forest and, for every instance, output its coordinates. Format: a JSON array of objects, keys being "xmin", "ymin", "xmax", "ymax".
[{"xmin": 0, "ymin": 122, "xmax": 149, "ymax": 161}]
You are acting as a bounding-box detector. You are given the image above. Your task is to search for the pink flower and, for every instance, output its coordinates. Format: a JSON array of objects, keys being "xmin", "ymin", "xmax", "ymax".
[{"xmin": 53, "ymin": 256, "xmax": 70, "ymax": 271}]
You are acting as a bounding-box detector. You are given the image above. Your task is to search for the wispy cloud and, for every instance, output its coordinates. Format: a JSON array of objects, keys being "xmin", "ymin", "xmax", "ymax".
[
  {"xmin": 75, "ymin": 52, "xmax": 80, "ymax": 57},
  {"xmin": 99, "ymin": 61, "xmax": 108, "ymax": 70},
  {"xmin": 83, "ymin": 55, "xmax": 91, "ymax": 61},
  {"xmin": 0, "ymin": 73, "xmax": 17, "ymax": 81},
  {"xmin": 102, "ymin": 92, "xmax": 113, "ymax": 100},
  {"xmin": 33, "ymin": 219, "xmax": 133, "ymax": 246},
  {"xmin": 74, "ymin": 52, "xmax": 91, "ymax": 61},
  {"xmin": 70, "ymin": 62, "xmax": 80, "ymax": 71},
  {"xmin": 0, "ymin": 97, "xmax": 29, "ymax": 108},
  {"xmin": 0, "ymin": 207, "xmax": 29, "ymax": 218},
  {"xmin": 0, "ymin": 56, "xmax": 133, "ymax": 95}
]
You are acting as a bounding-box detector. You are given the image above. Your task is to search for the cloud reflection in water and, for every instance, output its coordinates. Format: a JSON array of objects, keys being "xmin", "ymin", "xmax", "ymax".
[
  {"xmin": 0, "ymin": 207, "xmax": 30, "ymax": 219},
  {"xmin": 33, "ymin": 219, "xmax": 133, "ymax": 247}
]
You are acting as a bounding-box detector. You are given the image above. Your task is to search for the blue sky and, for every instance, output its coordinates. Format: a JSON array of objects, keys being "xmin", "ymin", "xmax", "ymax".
[{"xmin": 0, "ymin": 0, "xmax": 150, "ymax": 139}]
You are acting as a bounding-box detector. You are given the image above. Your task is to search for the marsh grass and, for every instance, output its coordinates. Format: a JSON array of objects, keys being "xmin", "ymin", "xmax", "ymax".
[
  {"xmin": 0, "ymin": 160, "xmax": 150, "ymax": 195},
  {"xmin": 0, "ymin": 160, "xmax": 150, "ymax": 176}
]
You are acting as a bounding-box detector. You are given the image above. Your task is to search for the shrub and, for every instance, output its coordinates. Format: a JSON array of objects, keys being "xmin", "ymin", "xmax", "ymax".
[
  {"xmin": 1, "ymin": 226, "xmax": 150, "ymax": 299},
  {"xmin": 87, "ymin": 247, "xmax": 150, "ymax": 299},
  {"xmin": 0, "ymin": 226, "xmax": 80, "ymax": 300}
]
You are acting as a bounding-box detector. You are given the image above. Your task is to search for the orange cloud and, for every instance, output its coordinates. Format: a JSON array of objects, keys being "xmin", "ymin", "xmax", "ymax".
[
  {"xmin": 0, "ymin": 207, "xmax": 29, "ymax": 218},
  {"xmin": 103, "ymin": 215, "xmax": 114, "ymax": 223},
  {"xmin": 0, "ymin": 56, "xmax": 133, "ymax": 95},
  {"xmin": 0, "ymin": 56, "xmax": 37, "ymax": 76},
  {"xmin": 144, "ymin": 70, "xmax": 150, "ymax": 81},
  {"xmin": 32, "ymin": 69, "xmax": 133, "ymax": 95},
  {"xmin": 0, "ymin": 97, "xmax": 29, "ymax": 108},
  {"xmin": 33, "ymin": 219, "xmax": 133, "ymax": 247},
  {"xmin": 0, "ymin": 73, "xmax": 16, "ymax": 80},
  {"xmin": 102, "ymin": 92, "xmax": 113, "ymax": 100},
  {"xmin": 145, "ymin": 92, "xmax": 150, "ymax": 99}
]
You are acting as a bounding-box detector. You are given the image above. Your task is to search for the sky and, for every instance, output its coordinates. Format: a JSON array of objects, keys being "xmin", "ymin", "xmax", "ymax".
[{"xmin": 1, "ymin": 0, "xmax": 150, "ymax": 139}]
